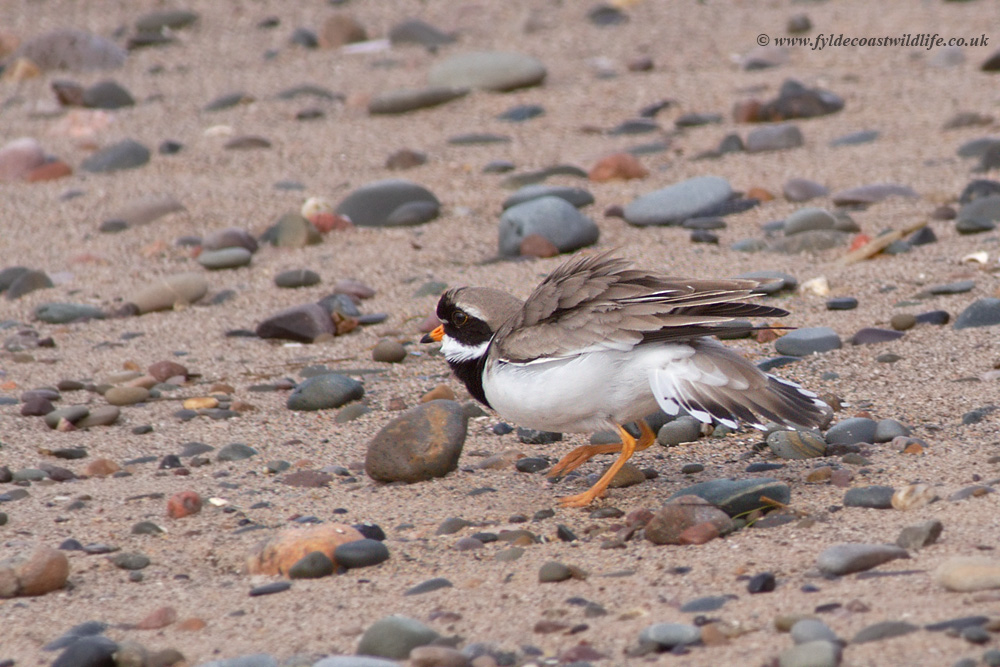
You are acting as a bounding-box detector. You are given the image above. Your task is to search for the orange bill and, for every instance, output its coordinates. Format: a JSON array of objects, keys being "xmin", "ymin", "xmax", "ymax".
[{"xmin": 420, "ymin": 324, "xmax": 444, "ymax": 344}]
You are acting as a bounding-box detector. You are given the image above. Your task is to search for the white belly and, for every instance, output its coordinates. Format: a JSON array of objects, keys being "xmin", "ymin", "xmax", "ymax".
[{"xmin": 482, "ymin": 345, "xmax": 696, "ymax": 432}]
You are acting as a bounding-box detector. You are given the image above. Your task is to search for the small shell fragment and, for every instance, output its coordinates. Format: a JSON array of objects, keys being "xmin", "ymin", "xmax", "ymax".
[{"xmin": 800, "ymin": 276, "xmax": 830, "ymax": 297}]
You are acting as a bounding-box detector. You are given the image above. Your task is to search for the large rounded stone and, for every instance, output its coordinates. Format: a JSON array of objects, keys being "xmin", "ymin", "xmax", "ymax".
[
  {"xmin": 0, "ymin": 546, "xmax": 69, "ymax": 597},
  {"xmin": 128, "ymin": 273, "xmax": 208, "ymax": 314},
  {"xmin": 335, "ymin": 179, "xmax": 440, "ymax": 228},
  {"xmin": 954, "ymin": 298, "xmax": 1000, "ymax": 329},
  {"xmin": 498, "ymin": 196, "xmax": 599, "ymax": 257},
  {"xmin": 286, "ymin": 373, "xmax": 364, "ymax": 411},
  {"xmin": 623, "ymin": 176, "xmax": 732, "ymax": 226},
  {"xmin": 645, "ymin": 495, "xmax": 734, "ymax": 545},
  {"xmin": 666, "ymin": 478, "xmax": 791, "ymax": 517},
  {"xmin": 428, "ymin": 51, "xmax": 546, "ymax": 92},
  {"xmin": 825, "ymin": 417, "xmax": 878, "ymax": 445},
  {"xmin": 365, "ymin": 400, "xmax": 468, "ymax": 483}
]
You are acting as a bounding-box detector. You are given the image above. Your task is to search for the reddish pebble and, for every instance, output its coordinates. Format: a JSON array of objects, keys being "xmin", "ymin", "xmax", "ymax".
[
  {"xmin": 25, "ymin": 160, "xmax": 72, "ymax": 182},
  {"xmin": 177, "ymin": 617, "xmax": 207, "ymax": 631},
  {"xmin": 519, "ymin": 234, "xmax": 559, "ymax": 258},
  {"xmin": 849, "ymin": 234, "xmax": 872, "ymax": 251},
  {"xmin": 136, "ymin": 605, "xmax": 177, "ymax": 630},
  {"xmin": 309, "ymin": 212, "xmax": 353, "ymax": 233},
  {"xmin": 148, "ymin": 360, "xmax": 189, "ymax": 383},
  {"xmin": 166, "ymin": 491, "xmax": 202, "ymax": 518},
  {"xmin": 588, "ymin": 153, "xmax": 649, "ymax": 182},
  {"xmin": 746, "ymin": 187, "xmax": 774, "ymax": 202},
  {"xmin": 678, "ymin": 521, "xmax": 721, "ymax": 545},
  {"xmin": 732, "ymin": 99, "xmax": 763, "ymax": 123},
  {"xmin": 830, "ymin": 468, "xmax": 853, "ymax": 487},
  {"xmin": 421, "ymin": 384, "xmax": 456, "ymax": 403},
  {"xmin": 85, "ymin": 458, "xmax": 120, "ymax": 477}
]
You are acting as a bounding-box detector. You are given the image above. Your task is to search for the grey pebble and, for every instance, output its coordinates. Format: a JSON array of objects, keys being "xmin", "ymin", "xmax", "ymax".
[
  {"xmin": 274, "ymin": 269, "xmax": 320, "ymax": 288},
  {"xmin": 657, "ymin": 416, "xmax": 702, "ymax": 446},
  {"xmin": 844, "ymin": 485, "xmax": 896, "ymax": 509},
  {"xmin": 216, "ymin": 442, "xmax": 258, "ymax": 462},
  {"xmin": 954, "ymin": 298, "xmax": 1000, "ymax": 329},
  {"xmin": 428, "ymin": 51, "xmax": 546, "ymax": 92},
  {"xmin": 336, "ymin": 179, "xmax": 440, "ymax": 228},
  {"xmin": 825, "ymin": 417, "xmax": 878, "ymax": 445},
  {"xmin": 874, "ymin": 419, "xmax": 910, "ymax": 442},
  {"xmin": 826, "ymin": 297, "xmax": 858, "ymax": 311},
  {"xmin": 111, "ymin": 552, "xmax": 150, "ymax": 570},
  {"xmin": 767, "ymin": 430, "xmax": 826, "ymax": 459},
  {"xmin": 774, "ymin": 327, "xmax": 842, "ymax": 356},
  {"xmin": 816, "ymin": 543, "xmax": 908, "ymax": 575},
  {"xmin": 372, "ymin": 339, "xmax": 407, "ymax": 363},
  {"xmin": 51, "ymin": 636, "xmax": 119, "ymax": 667},
  {"xmin": 778, "ymin": 640, "xmax": 840, "ymax": 667},
  {"xmin": 404, "ymin": 577, "xmax": 453, "ymax": 596},
  {"xmin": 745, "ymin": 123, "xmax": 804, "ymax": 152},
  {"xmin": 896, "ymin": 519, "xmax": 943, "ymax": 550},
  {"xmin": 851, "ymin": 620, "xmax": 919, "ymax": 644},
  {"xmin": 498, "ymin": 196, "xmax": 599, "ymax": 257},
  {"xmin": 356, "ymin": 614, "xmax": 440, "ymax": 659},
  {"xmin": 638, "ymin": 622, "xmax": 701, "ymax": 650},
  {"xmin": 334, "ymin": 539, "xmax": 390, "ymax": 569},
  {"xmin": 80, "ymin": 139, "xmax": 150, "ymax": 173},
  {"xmin": 624, "ymin": 176, "xmax": 732, "ymax": 226},
  {"xmin": 667, "ymin": 477, "xmax": 790, "ymax": 517},
  {"xmin": 679, "ymin": 595, "xmax": 732, "ymax": 612},
  {"xmin": 783, "ymin": 178, "xmax": 829, "ymax": 202},
  {"xmin": 34, "ymin": 303, "xmax": 105, "ymax": 324},
  {"xmin": 287, "ymin": 374, "xmax": 363, "ymax": 411},
  {"xmin": 365, "ymin": 400, "xmax": 468, "ymax": 483},
  {"xmin": 502, "ymin": 184, "xmax": 594, "ymax": 210},
  {"xmin": 538, "ymin": 561, "xmax": 573, "ymax": 583},
  {"xmin": 198, "ymin": 247, "xmax": 252, "ymax": 270},
  {"xmin": 791, "ymin": 618, "xmax": 839, "ymax": 644},
  {"xmin": 288, "ymin": 551, "xmax": 334, "ymax": 579}
]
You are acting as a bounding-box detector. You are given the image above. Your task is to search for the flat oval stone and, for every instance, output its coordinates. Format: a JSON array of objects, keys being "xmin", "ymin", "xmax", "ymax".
[
  {"xmin": 335, "ymin": 179, "xmax": 440, "ymax": 228},
  {"xmin": 76, "ymin": 405, "xmax": 120, "ymax": 428},
  {"xmin": 81, "ymin": 139, "xmax": 150, "ymax": 173},
  {"xmin": 774, "ymin": 327, "xmax": 842, "ymax": 356},
  {"xmin": 843, "ymin": 485, "xmax": 896, "ymax": 509},
  {"xmin": 825, "ymin": 417, "xmax": 878, "ymax": 445},
  {"xmin": 428, "ymin": 51, "xmax": 546, "ymax": 92},
  {"xmin": 197, "ymin": 247, "xmax": 252, "ymax": 270},
  {"xmin": 784, "ymin": 207, "xmax": 836, "ymax": 235},
  {"xmin": 288, "ymin": 551, "xmax": 335, "ymax": 579},
  {"xmin": 404, "ymin": 577, "xmax": 454, "ymax": 596},
  {"xmin": 34, "ymin": 303, "xmax": 105, "ymax": 324},
  {"xmin": 783, "ymin": 178, "xmax": 829, "ymax": 203},
  {"xmin": 745, "ymin": 123, "xmax": 804, "ymax": 152},
  {"xmin": 502, "ymin": 184, "xmax": 594, "ymax": 209},
  {"xmin": 831, "ymin": 183, "xmax": 919, "ymax": 206},
  {"xmin": 256, "ymin": 303, "xmax": 335, "ymax": 342},
  {"xmin": 656, "ymin": 416, "xmax": 702, "ymax": 446},
  {"xmin": 638, "ymin": 622, "xmax": 701, "ymax": 649},
  {"xmin": 44, "ymin": 406, "xmax": 90, "ymax": 429},
  {"xmin": 826, "ymin": 297, "xmax": 858, "ymax": 311},
  {"xmin": 274, "ymin": 269, "xmax": 320, "ymax": 288},
  {"xmin": 104, "ymin": 386, "xmax": 149, "ymax": 406},
  {"xmin": 624, "ymin": 176, "xmax": 732, "ymax": 226},
  {"xmin": 216, "ymin": 443, "xmax": 258, "ymax": 462},
  {"xmin": 356, "ymin": 615, "xmax": 440, "ymax": 660},
  {"xmin": 128, "ymin": 272, "xmax": 208, "ymax": 314},
  {"xmin": 287, "ymin": 373, "xmax": 364, "ymax": 411},
  {"xmin": 850, "ymin": 327, "xmax": 904, "ymax": 345},
  {"xmin": 368, "ymin": 86, "xmax": 468, "ymax": 114},
  {"xmin": 851, "ymin": 620, "xmax": 919, "ymax": 644}
]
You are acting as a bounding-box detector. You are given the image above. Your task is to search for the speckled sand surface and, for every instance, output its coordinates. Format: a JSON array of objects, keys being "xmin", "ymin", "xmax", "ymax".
[{"xmin": 2, "ymin": 1, "xmax": 1000, "ymax": 665}]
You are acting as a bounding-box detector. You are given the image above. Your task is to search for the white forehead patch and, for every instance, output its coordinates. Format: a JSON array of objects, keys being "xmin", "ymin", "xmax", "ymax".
[{"xmin": 440, "ymin": 334, "xmax": 490, "ymax": 363}]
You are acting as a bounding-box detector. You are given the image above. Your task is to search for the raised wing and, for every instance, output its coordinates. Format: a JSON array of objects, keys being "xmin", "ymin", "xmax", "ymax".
[{"xmin": 493, "ymin": 252, "xmax": 788, "ymax": 363}]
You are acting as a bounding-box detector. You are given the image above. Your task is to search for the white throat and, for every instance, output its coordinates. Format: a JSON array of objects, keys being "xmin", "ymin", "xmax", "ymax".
[{"xmin": 440, "ymin": 334, "xmax": 490, "ymax": 363}]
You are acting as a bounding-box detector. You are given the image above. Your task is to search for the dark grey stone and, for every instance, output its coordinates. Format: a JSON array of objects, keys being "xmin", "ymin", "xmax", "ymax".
[
  {"xmin": 497, "ymin": 196, "xmax": 599, "ymax": 257},
  {"xmin": 667, "ymin": 477, "xmax": 791, "ymax": 517},
  {"xmin": 774, "ymin": 327, "xmax": 842, "ymax": 356},
  {"xmin": 286, "ymin": 374, "xmax": 363, "ymax": 411},
  {"xmin": 80, "ymin": 139, "xmax": 150, "ymax": 173},
  {"xmin": 335, "ymin": 179, "xmax": 439, "ymax": 228}
]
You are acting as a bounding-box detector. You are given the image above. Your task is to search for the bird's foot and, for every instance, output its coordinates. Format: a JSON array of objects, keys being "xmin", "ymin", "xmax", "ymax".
[{"xmin": 548, "ymin": 443, "xmax": 622, "ymax": 478}]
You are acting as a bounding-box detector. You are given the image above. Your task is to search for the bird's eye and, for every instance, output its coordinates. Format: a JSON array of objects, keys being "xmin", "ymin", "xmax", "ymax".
[{"xmin": 452, "ymin": 311, "xmax": 468, "ymax": 327}]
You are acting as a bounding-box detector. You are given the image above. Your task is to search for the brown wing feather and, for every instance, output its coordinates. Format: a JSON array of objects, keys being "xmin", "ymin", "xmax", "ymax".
[{"xmin": 495, "ymin": 252, "xmax": 788, "ymax": 362}]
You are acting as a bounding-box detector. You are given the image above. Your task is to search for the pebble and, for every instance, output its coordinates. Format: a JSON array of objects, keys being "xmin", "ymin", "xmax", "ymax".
[
  {"xmin": 245, "ymin": 524, "xmax": 362, "ymax": 576},
  {"xmin": 774, "ymin": 327, "xmax": 842, "ymax": 356},
  {"xmin": 874, "ymin": 419, "xmax": 909, "ymax": 442},
  {"xmin": 216, "ymin": 443, "xmax": 258, "ymax": 462},
  {"xmin": 287, "ymin": 551, "xmax": 335, "ymax": 579},
  {"xmin": 538, "ymin": 561, "xmax": 574, "ymax": 583},
  {"xmin": 333, "ymin": 539, "xmax": 390, "ymax": 569},
  {"xmin": 286, "ymin": 374, "xmax": 363, "ymax": 411},
  {"xmin": 778, "ymin": 640, "xmax": 840, "ymax": 667},
  {"xmin": 385, "ymin": 148, "xmax": 427, "ymax": 170},
  {"xmin": 656, "ymin": 416, "xmax": 702, "ymax": 445},
  {"xmin": 667, "ymin": 478, "xmax": 790, "ymax": 517},
  {"xmin": 589, "ymin": 153, "xmax": 648, "ymax": 182},
  {"xmin": 816, "ymin": 543, "xmax": 908, "ymax": 575},
  {"xmin": 501, "ymin": 184, "xmax": 594, "ymax": 209},
  {"xmin": 44, "ymin": 405, "xmax": 89, "ymax": 429},
  {"xmin": 851, "ymin": 620, "xmax": 919, "ymax": 644},
  {"xmin": 198, "ymin": 247, "xmax": 252, "ymax": 270},
  {"xmin": 50, "ymin": 636, "xmax": 119, "ymax": 667},
  {"xmin": 104, "ymin": 386, "xmax": 149, "ymax": 406},
  {"xmin": 645, "ymin": 495, "xmax": 733, "ymax": 545},
  {"xmin": 128, "ymin": 272, "xmax": 208, "ymax": 314},
  {"xmin": 826, "ymin": 297, "xmax": 858, "ymax": 311},
  {"xmin": 166, "ymin": 490, "xmax": 202, "ymax": 518},
  {"xmin": 368, "ymin": 86, "xmax": 469, "ymax": 114},
  {"xmin": 318, "ymin": 13, "xmax": 367, "ymax": 48},
  {"xmin": 80, "ymin": 139, "xmax": 150, "ymax": 173},
  {"xmin": 767, "ymin": 430, "xmax": 826, "ymax": 459},
  {"xmin": 830, "ymin": 129, "xmax": 879, "ymax": 146},
  {"xmin": 0, "ymin": 137, "xmax": 46, "ymax": 181},
  {"xmin": 624, "ymin": 176, "xmax": 732, "ymax": 226},
  {"xmin": 0, "ymin": 545, "xmax": 69, "ymax": 597},
  {"xmin": 791, "ymin": 619, "xmax": 838, "ymax": 644},
  {"xmin": 372, "ymin": 339, "xmax": 407, "ymax": 363},
  {"xmin": 745, "ymin": 123, "xmax": 804, "ymax": 152},
  {"xmin": 335, "ymin": 179, "xmax": 440, "ymax": 227},
  {"xmin": 314, "ymin": 658, "xmax": 399, "ymax": 667},
  {"xmin": 498, "ymin": 196, "xmax": 599, "ymax": 257},
  {"xmin": 497, "ymin": 104, "xmax": 545, "ymax": 122},
  {"xmin": 5, "ymin": 269, "xmax": 53, "ymax": 300},
  {"xmin": 111, "ymin": 552, "xmax": 150, "ymax": 570},
  {"xmin": 82, "ymin": 79, "xmax": 134, "ymax": 109},
  {"xmin": 410, "ymin": 646, "xmax": 471, "ymax": 667},
  {"xmin": 934, "ymin": 557, "xmax": 1000, "ymax": 592},
  {"xmin": 850, "ymin": 327, "xmax": 904, "ymax": 345},
  {"xmin": 890, "ymin": 313, "xmax": 916, "ymax": 331},
  {"xmin": 638, "ymin": 623, "xmax": 701, "ymax": 650},
  {"xmin": 897, "ymin": 519, "xmax": 944, "ymax": 550},
  {"xmin": 365, "ymin": 400, "xmax": 468, "ymax": 483},
  {"xmin": 954, "ymin": 299, "xmax": 1000, "ymax": 329},
  {"xmin": 266, "ymin": 213, "xmax": 321, "ymax": 247},
  {"xmin": 428, "ymin": 51, "xmax": 546, "ymax": 91},
  {"xmin": 748, "ymin": 571, "xmax": 776, "ymax": 593},
  {"xmin": 784, "ymin": 207, "xmax": 836, "ymax": 235},
  {"xmin": 388, "ymin": 19, "xmax": 456, "ymax": 48},
  {"xmin": 679, "ymin": 595, "xmax": 732, "ymax": 612},
  {"xmin": 843, "ymin": 485, "xmax": 896, "ymax": 509},
  {"xmin": 356, "ymin": 615, "xmax": 441, "ymax": 659},
  {"xmin": 783, "ymin": 178, "xmax": 829, "ymax": 203},
  {"xmin": 825, "ymin": 417, "xmax": 878, "ymax": 445},
  {"xmin": 256, "ymin": 303, "xmax": 336, "ymax": 342},
  {"xmin": 274, "ymin": 269, "xmax": 320, "ymax": 288},
  {"xmin": 17, "ymin": 28, "xmax": 127, "ymax": 71},
  {"xmin": 740, "ymin": 270, "xmax": 799, "ymax": 293},
  {"xmin": 405, "ymin": 577, "xmax": 453, "ymax": 595},
  {"xmin": 830, "ymin": 183, "xmax": 919, "ymax": 207}
]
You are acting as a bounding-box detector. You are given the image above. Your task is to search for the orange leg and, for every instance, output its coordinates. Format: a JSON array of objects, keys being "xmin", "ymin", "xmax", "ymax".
[
  {"xmin": 548, "ymin": 420, "xmax": 656, "ymax": 478},
  {"xmin": 555, "ymin": 420, "xmax": 655, "ymax": 508}
]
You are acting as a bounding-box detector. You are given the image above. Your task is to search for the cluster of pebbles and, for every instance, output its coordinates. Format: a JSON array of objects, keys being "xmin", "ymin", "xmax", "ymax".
[{"xmin": 2, "ymin": 1, "xmax": 1000, "ymax": 666}]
